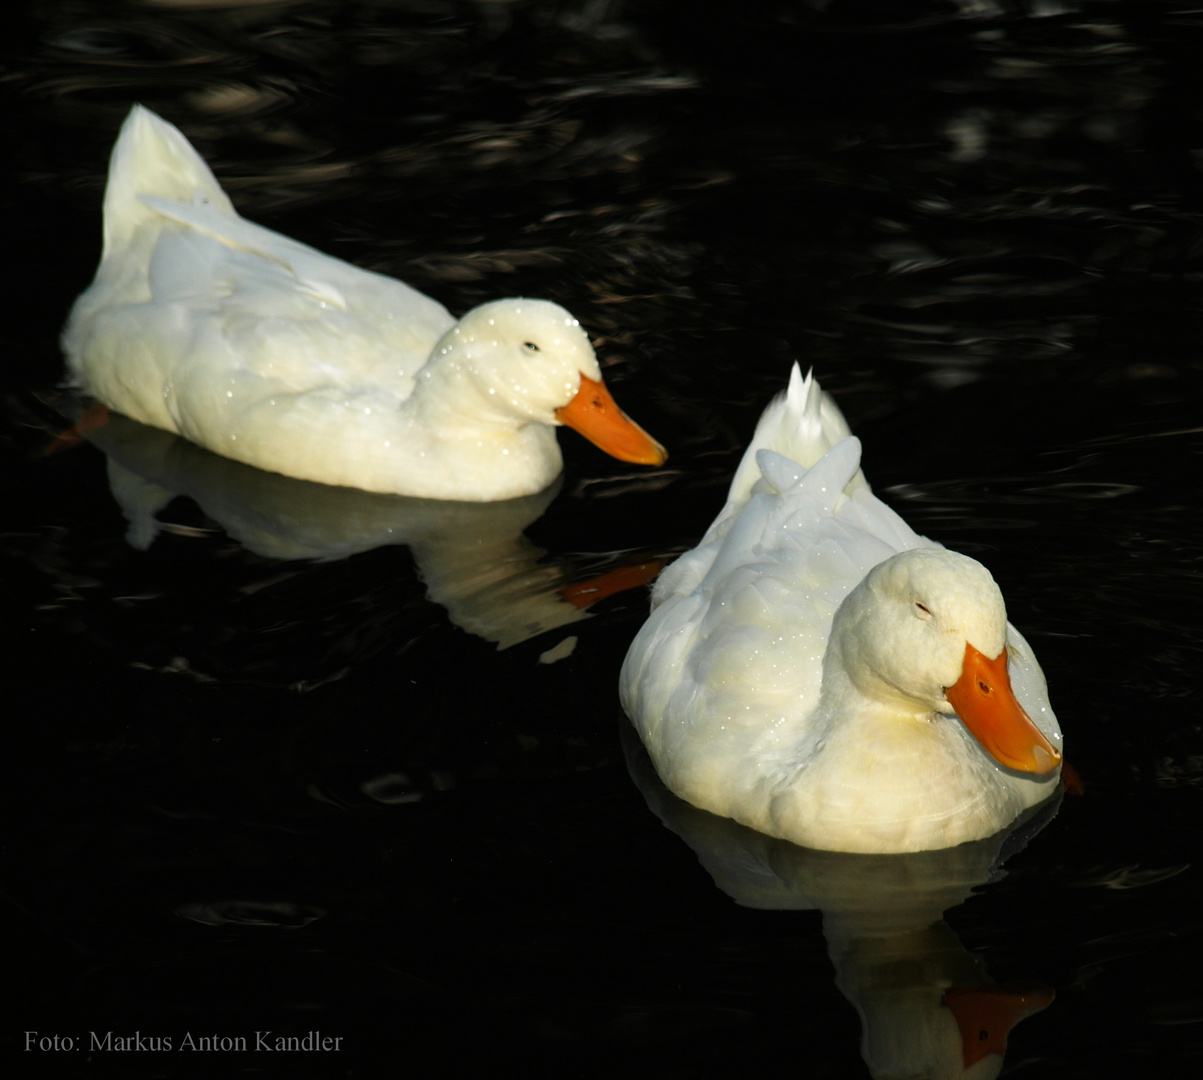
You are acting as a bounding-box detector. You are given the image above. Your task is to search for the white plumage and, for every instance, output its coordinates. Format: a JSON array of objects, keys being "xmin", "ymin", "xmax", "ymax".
[
  {"xmin": 621, "ymin": 367, "xmax": 1062, "ymax": 854},
  {"xmin": 63, "ymin": 106, "xmax": 664, "ymax": 500}
]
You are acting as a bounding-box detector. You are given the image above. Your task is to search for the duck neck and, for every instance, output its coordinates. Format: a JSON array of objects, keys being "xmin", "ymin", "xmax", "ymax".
[
  {"xmin": 819, "ymin": 632, "xmax": 935, "ymax": 726},
  {"xmin": 377, "ymin": 355, "xmax": 563, "ymax": 500},
  {"xmin": 406, "ymin": 356, "xmax": 521, "ymax": 436}
]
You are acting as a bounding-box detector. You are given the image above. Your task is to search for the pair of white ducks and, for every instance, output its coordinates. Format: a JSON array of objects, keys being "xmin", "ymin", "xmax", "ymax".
[{"xmin": 64, "ymin": 107, "xmax": 1062, "ymax": 855}]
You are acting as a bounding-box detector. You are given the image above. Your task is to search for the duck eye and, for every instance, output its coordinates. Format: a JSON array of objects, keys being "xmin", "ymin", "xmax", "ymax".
[
  {"xmin": 914, "ymin": 602, "xmax": 932, "ymax": 618},
  {"xmin": 522, "ymin": 341, "xmax": 540, "ymax": 352}
]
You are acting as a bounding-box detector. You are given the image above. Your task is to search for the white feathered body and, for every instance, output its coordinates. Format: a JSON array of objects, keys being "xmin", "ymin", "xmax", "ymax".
[
  {"xmin": 620, "ymin": 368, "xmax": 1061, "ymax": 854},
  {"xmin": 62, "ymin": 107, "xmax": 606, "ymax": 499}
]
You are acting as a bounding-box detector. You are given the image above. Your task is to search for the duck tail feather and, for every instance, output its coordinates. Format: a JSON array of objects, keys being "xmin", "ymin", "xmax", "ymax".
[
  {"xmin": 724, "ymin": 365, "xmax": 859, "ymax": 511},
  {"xmin": 102, "ymin": 105, "xmax": 237, "ymax": 258}
]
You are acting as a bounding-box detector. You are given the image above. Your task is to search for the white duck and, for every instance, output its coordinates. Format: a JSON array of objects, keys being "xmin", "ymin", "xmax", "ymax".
[
  {"xmin": 620, "ymin": 367, "xmax": 1062, "ymax": 854},
  {"xmin": 61, "ymin": 106, "xmax": 666, "ymax": 500}
]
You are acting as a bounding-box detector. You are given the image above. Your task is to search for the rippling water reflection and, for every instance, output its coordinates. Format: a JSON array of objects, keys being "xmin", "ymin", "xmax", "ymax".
[
  {"xmin": 73, "ymin": 404, "xmax": 667, "ymax": 650},
  {"xmin": 625, "ymin": 723, "xmax": 1064, "ymax": 1078},
  {"xmin": 4, "ymin": 1, "xmax": 1203, "ymax": 1076}
]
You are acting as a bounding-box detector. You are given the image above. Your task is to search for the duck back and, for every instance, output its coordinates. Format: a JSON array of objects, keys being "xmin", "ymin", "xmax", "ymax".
[{"xmin": 61, "ymin": 106, "xmax": 465, "ymax": 487}]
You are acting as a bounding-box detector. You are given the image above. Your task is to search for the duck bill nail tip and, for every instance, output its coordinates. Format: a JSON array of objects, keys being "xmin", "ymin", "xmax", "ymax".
[
  {"xmin": 946, "ymin": 643, "xmax": 1062, "ymax": 775},
  {"xmin": 555, "ymin": 374, "xmax": 668, "ymax": 466}
]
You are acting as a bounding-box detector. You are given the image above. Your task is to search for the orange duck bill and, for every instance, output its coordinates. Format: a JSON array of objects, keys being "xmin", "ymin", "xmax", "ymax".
[
  {"xmin": 943, "ymin": 984, "xmax": 1055, "ymax": 1070},
  {"xmin": 945, "ymin": 643, "xmax": 1062, "ymax": 774},
  {"xmin": 554, "ymin": 374, "xmax": 667, "ymax": 466}
]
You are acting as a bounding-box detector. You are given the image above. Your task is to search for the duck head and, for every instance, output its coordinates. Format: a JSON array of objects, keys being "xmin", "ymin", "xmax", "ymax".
[
  {"xmin": 829, "ymin": 548, "xmax": 1061, "ymax": 775},
  {"xmin": 428, "ymin": 299, "xmax": 666, "ymax": 465}
]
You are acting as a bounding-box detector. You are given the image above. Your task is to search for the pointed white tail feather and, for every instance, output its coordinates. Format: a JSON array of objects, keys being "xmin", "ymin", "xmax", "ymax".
[
  {"xmin": 723, "ymin": 366, "xmax": 861, "ymax": 510},
  {"xmin": 102, "ymin": 105, "xmax": 236, "ymax": 258},
  {"xmin": 651, "ymin": 373, "xmax": 870, "ymax": 609},
  {"xmin": 712, "ymin": 365, "xmax": 864, "ymax": 533}
]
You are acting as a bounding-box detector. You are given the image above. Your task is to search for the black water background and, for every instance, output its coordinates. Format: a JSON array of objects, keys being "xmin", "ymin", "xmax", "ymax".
[{"xmin": 3, "ymin": 1, "xmax": 1203, "ymax": 1075}]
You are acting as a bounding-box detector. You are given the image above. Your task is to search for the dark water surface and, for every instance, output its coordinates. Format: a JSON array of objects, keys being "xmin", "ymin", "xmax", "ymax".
[{"xmin": 4, "ymin": 1, "xmax": 1202, "ymax": 1076}]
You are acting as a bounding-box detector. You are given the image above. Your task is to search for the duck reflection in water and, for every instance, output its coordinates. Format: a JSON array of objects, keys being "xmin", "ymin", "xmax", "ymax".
[
  {"xmin": 625, "ymin": 724, "xmax": 1058, "ymax": 1080},
  {"xmin": 72, "ymin": 404, "xmax": 661, "ymax": 649}
]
